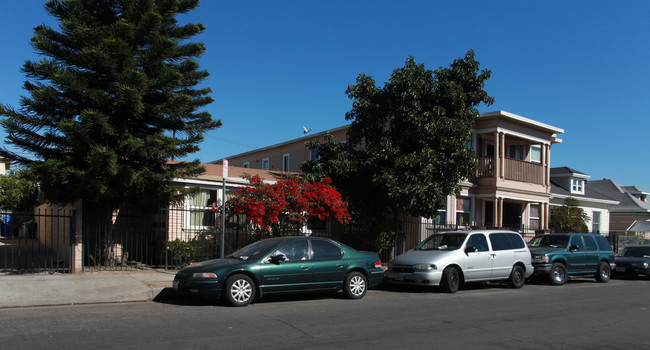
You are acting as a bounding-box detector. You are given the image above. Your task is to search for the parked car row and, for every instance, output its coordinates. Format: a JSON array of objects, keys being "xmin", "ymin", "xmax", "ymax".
[{"xmin": 173, "ymin": 230, "xmax": 645, "ymax": 306}]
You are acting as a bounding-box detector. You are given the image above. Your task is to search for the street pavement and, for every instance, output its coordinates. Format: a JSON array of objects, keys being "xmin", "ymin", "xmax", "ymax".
[{"xmin": 0, "ymin": 269, "xmax": 176, "ymax": 308}]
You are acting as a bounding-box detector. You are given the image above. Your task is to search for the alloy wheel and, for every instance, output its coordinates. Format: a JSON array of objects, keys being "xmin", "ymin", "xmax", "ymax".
[
  {"xmin": 230, "ymin": 279, "xmax": 252, "ymax": 303},
  {"xmin": 349, "ymin": 275, "xmax": 366, "ymax": 297}
]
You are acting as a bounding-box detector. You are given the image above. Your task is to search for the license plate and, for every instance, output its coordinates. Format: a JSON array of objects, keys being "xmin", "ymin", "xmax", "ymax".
[
  {"xmin": 395, "ymin": 274, "xmax": 404, "ymax": 281},
  {"xmin": 616, "ymin": 267, "xmax": 625, "ymax": 272},
  {"xmin": 173, "ymin": 280, "xmax": 180, "ymax": 290}
]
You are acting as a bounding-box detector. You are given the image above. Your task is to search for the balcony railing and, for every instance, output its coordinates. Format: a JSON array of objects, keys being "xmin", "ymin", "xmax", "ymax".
[
  {"xmin": 477, "ymin": 156, "xmax": 544, "ymax": 185},
  {"xmin": 477, "ymin": 156, "xmax": 495, "ymax": 178}
]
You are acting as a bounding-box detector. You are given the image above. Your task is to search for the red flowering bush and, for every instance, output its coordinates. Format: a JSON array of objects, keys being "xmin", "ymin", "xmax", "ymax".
[{"xmin": 227, "ymin": 175, "xmax": 350, "ymax": 234}]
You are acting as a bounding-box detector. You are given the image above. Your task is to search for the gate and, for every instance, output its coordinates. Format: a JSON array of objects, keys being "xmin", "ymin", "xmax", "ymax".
[{"xmin": 0, "ymin": 209, "xmax": 75, "ymax": 274}]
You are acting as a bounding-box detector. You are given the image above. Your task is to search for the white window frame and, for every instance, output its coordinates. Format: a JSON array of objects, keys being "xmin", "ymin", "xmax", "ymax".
[
  {"xmin": 592, "ymin": 211, "xmax": 601, "ymax": 233},
  {"xmin": 529, "ymin": 204, "xmax": 540, "ymax": 230},
  {"xmin": 282, "ymin": 153, "xmax": 290, "ymax": 172},
  {"xmin": 529, "ymin": 145, "xmax": 541, "ymax": 163},
  {"xmin": 184, "ymin": 187, "xmax": 219, "ymax": 230},
  {"xmin": 455, "ymin": 197, "xmax": 471, "ymax": 227},
  {"xmin": 242, "ymin": 161, "xmax": 250, "ymax": 168},
  {"xmin": 571, "ymin": 178, "xmax": 585, "ymax": 195}
]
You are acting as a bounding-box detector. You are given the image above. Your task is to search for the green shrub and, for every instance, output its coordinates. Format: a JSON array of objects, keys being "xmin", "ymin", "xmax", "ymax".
[{"xmin": 168, "ymin": 239, "xmax": 195, "ymax": 267}]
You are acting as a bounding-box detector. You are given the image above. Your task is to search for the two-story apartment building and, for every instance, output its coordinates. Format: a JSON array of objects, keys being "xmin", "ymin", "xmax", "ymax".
[{"xmin": 218, "ymin": 111, "xmax": 564, "ymax": 240}]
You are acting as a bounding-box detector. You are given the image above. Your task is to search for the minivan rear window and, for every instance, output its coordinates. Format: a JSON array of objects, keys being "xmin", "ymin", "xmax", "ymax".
[
  {"xmin": 489, "ymin": 232, "xmax": 526, "ymax": 251},
  {"xmin": 489, "ymin": 233, "xmax": 511, "ymax": 251}
]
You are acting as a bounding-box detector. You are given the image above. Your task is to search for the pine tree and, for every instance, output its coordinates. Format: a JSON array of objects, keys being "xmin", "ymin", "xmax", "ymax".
[{"xmin": 0, "ymin": 0, "xmax": 220, "ymax": 216}]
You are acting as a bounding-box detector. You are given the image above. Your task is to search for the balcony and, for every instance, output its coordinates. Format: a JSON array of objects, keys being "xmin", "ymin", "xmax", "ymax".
[{"xmin": 477, "ymin": 157, "xmax": 544, "ymax": 185}]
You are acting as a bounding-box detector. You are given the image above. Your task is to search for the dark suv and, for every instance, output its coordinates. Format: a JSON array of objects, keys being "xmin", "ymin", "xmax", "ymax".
[{"xmin": 528, "ymin": 233, "xmax": 616, "ymax": 285}]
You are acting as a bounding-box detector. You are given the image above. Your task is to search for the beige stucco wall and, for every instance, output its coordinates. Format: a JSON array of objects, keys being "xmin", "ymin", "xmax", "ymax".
[{"xmin": 226, "ymin": 128, "xmax": 348, "ymax": 172}]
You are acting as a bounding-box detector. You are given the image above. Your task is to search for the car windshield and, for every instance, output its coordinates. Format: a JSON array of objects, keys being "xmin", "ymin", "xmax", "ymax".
[
  {"xmin": 616, "ymin": 246, "xmax": 650, "ymax": 257},
  {"xmin": 529, "ymin": 235, "xmax": 570, "ymax": 248},
  {"xmin": 227, "ymin": 239, "xmax": 281, "ymax": 260},
  {"xmin": 416, "ymin": 233, "xmax": 467, "ymax": 251}
]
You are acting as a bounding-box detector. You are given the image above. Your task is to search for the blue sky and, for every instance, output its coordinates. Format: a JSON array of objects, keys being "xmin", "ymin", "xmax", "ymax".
[{"xmin": 1, "ymin": 1, "xmax": 649, "ymax": 190}]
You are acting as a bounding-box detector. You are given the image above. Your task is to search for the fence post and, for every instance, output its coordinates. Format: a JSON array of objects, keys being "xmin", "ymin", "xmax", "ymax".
[{"xmin": 70, "ymin": 209, "xmax": 83, "ymax": 273}]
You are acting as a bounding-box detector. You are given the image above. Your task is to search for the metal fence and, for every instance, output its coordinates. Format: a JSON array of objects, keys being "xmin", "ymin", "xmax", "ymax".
[
  {"xmin": 2, "ymin": 204, "xmax": 544, "ymax": 274},
  {"xmin": 0, "ymin": 209, "xmax": 75, "ymax": 275}
]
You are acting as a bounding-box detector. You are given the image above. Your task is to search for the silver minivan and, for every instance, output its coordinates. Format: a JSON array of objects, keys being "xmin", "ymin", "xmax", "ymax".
[{"xmin": 384, "ymin": 230, "xmax": 534, "ymax": 293}]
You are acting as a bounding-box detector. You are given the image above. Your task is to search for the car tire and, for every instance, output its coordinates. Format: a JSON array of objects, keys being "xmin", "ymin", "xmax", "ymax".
[
  {"xmin": 595, "ymin": 261, "xmax": 611, "ymax": 283},
  {"xmin": 549, "ymin": 263, "xmax": 567, "ymax": 286},
  {"xmin": 343, "ymin": 271, "xmax": 368, "ymax": 299},
  {"xmin": 224, "ymin": 274, "xmax": 255, "ymax": 307},
  {"xmin": 508, "ymin": 265, "xmax": 526, "ymax": 289},
  {"xmin": 440, "ymin": 267, "xmax": 460, "ymax": 293}
]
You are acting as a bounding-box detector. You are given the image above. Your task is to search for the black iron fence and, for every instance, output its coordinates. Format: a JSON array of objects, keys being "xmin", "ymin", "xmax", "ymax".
[
  {"xmin": 2, "ymin": 205, "xmax": 546, "ymax": 274},
  {"xmin": 0, "ymin": 209, "xmax": 75, "ymax": 274}
]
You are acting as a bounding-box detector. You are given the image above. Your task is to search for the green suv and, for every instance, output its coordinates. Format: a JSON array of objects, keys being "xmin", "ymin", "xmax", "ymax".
[{"xmin": 528, "ymin": 233, "xmax": 616, "ymax": 285}]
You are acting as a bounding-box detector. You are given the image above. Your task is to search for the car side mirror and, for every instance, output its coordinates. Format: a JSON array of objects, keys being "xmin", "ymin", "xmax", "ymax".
[
  {"xmin": 569, "ymin": 245, "xmax": 579, "ymax": 252},
  {"xmin": 465, "ymin": 246, "xmax": 477, "ymax": 254},
  {"xmin": 270, "ymin": 254, "xmax": 286, "ymax": 264}
]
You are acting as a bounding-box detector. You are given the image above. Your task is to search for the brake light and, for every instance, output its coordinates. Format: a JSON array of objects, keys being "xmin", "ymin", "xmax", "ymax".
[{"xmin": 375, "ymin": 260, "xmax": 382, "ymax": 268}]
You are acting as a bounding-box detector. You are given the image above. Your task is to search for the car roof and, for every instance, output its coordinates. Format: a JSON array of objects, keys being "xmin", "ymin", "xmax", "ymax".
[{"xmin": 438, "ymin": 230, "xmax": 521, "ymax": 234}]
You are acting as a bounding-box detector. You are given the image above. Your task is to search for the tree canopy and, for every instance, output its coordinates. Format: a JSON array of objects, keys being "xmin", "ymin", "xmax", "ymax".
[
  {"xmin": 0, "ymin": 169, "xmax": 39, "ymax": 211},
  {"xmin": 0, "ymin": 0, "xmax": 220, "ymax": 212},
  {"xmin": 549, "ymin": 197, "xmax": 590, "ymax": 233},
  {"xmin": 302, "ymin": 50, "xmax": 493, "ymax": 223}
]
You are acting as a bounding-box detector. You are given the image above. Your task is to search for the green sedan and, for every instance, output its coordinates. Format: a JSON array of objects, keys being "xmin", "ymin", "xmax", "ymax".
[{"xmin": 173, "ymin": 236, "xmax": 384, "ymax": 306}]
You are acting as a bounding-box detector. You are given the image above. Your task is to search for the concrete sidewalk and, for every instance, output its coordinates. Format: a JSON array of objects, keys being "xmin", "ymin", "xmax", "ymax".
[{"xmin": 0, "ymin": 269, "xmax": 176, "ymax": 309}]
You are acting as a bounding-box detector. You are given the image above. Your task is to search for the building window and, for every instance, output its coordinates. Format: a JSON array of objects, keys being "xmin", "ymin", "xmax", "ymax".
[
  {"xmin": 282, "ymin": 153, "xmax": 290, "ymax": 171},
  {"xmin": 509, "ymin": 145, "xmax": 524, "ymax": 160},
  {"xmin": 529, "ymin": 146, "xmax": 541, "ymax": 163},
  {"xmin": 529, "ymin": 204, "xmax": 540, "ymax": 230},
  {"xmin": 571, "ymin": 179, "xmax": 584, "ymax": 194},
  {"xmin": 262, "ymin": 158, "xmax": 269, "ymax": 170},
  {"xmin": 592, "ymin": 211, "xmax": 601, "ymax": 233},
  {"xmin": 310, "ymin": 149, "xmax": 320, "ymax": 161},
  {"xmin": 242, "ymin": 162, "xmax": 250, "ymax": 168},
  {"xmin": 456, "ymin": 197, "xmax": 470, "ymax": 226},
  {"xmin": 186, "ymin": 188, "xmax": 218, "ymax": 229}
]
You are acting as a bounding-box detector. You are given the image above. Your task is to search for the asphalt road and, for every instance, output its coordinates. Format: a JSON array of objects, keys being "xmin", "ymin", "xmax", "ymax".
[{"xmin": 1, "ymin": 278, "xmax": 648, "ymax": 350}]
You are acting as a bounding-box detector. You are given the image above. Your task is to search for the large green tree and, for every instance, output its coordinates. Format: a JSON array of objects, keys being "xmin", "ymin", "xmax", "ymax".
[
  {"xmin": 302, "ymin": 50, "xmax": 493, "ymax": 225},
  {"xmin": 0, "ymin": 0, "xmax": 220, "ymax": 217}
]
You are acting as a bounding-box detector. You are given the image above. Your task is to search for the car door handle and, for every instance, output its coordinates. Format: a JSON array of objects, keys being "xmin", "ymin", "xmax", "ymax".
[
  {"xmin": 300, "ymin": 266, "xmax": 310, "ymax": 270},
  {"xmin": 336, "ymin": 264, "xmax": 344, "ymax": 268}
]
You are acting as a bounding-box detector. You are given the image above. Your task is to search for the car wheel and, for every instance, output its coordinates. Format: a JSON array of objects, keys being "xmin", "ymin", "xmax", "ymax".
[
  {"xmin": 343, "ymin": 271, "xmax": 367, "ymax": 299},
  {"xmin": 440, "ymin": 267, "xmax": 460, "ymax": 293},
  {"xmin": 508, "ymin": 265, "xmax": 526, "ymax": 289},
  {"xmin": 549, "ymin": 263, "xmax": 567, "ymax": 286},
  {"xmin": 595, "ymin": 261, "xmax": 611, "ymax": 283},
  {"xmin": 224, "ymin": 274, "xmax": 255, "ymax": 306}
]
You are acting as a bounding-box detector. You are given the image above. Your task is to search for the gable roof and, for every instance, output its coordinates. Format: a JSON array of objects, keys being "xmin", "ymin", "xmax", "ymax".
[
  {"xmin": 549, "ymin": 181, "xmax": 618, "ymax": 205},
  {"xmin": 589, "ymin": 179, "xmax": 650, "ymax": 213}
]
